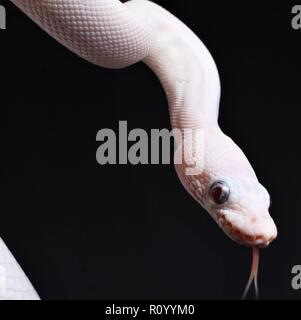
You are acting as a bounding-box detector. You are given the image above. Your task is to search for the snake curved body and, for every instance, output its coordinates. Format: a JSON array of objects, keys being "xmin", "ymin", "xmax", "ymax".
[{"xmin": 1, "ymin": 0, "xmax": 277, "ymax": 299}]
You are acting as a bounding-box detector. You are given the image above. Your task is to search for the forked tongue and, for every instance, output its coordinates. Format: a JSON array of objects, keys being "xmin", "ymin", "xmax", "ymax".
[{"xmin": 242, "ymin": 246, "xmax": 260, "ymax": 300}]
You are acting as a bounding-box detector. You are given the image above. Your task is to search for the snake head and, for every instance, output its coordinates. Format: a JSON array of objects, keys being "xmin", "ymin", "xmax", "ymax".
[{"xmin": 175, "ymin": 127, "xmax": 277, "ymax": 248}]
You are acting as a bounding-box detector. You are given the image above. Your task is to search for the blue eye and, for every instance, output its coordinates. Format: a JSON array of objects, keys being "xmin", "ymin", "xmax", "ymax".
[{"xmin": 209, "ymin": 181, "xmax": 230, "ymax": 204}]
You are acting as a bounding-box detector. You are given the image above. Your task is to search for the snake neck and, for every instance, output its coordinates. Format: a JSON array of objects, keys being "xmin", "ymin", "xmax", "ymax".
[{"xmin": 127, "ymin": 0, "xmax": 221, "ymax": 131}]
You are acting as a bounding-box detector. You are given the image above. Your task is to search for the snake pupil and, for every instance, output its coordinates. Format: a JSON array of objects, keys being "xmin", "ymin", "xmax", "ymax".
[{"xmin": 210, "ymin": 181, "xmax": 230, "ymax": 204}]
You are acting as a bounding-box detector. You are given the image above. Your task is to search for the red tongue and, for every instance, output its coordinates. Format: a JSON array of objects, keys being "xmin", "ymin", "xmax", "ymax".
[{"xmin": 242, "ymin": 246, "xmax": 260, "ymax": 300}]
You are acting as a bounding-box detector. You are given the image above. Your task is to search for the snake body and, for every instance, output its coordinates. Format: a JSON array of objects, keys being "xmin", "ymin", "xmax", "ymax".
[{"xmin": 1, "ymin": 0, "xmax": 277, "ymax": 299}]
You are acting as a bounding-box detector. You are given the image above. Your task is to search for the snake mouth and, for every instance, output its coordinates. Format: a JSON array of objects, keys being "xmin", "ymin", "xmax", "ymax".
[{"xmin": 217, "ymin": 211, "xmax": 277, "ymax": 248}]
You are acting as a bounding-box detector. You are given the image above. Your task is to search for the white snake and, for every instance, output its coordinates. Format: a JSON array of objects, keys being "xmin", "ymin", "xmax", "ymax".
[{"xmin": 1, "ymin": 0, "xmax": 277, "ymax": 300}]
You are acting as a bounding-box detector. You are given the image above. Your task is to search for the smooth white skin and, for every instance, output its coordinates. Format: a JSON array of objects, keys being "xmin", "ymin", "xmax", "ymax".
[
  {"xmin": 0, "ymin": 239, "xmax": 39, "ymax": 299},
  {"xmin": 2, "ymin": 0, "xmax": 277, "ymax": 299}
]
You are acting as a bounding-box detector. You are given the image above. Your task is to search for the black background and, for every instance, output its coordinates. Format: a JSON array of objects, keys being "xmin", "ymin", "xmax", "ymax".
[{"xmin": 0, "ymin": 0, "xmax": 300, "ymax": 300}]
